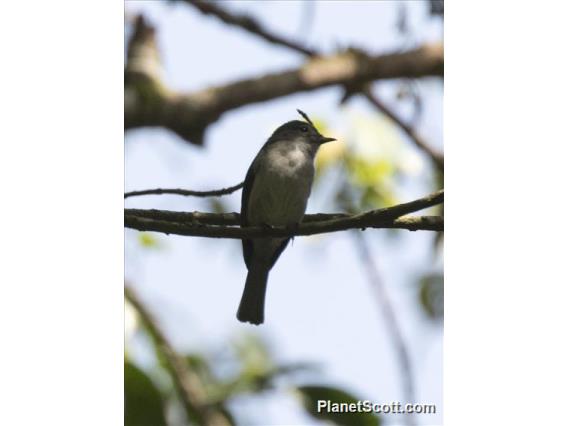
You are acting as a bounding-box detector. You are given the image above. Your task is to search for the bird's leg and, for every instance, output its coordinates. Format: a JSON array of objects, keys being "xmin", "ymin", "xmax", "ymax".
[
  {"xmin": 258, "ymin": 222, "xmax": 300, "ymax": 239},
  {"xmin": 285, "ymin": 222, "xmax": 301, "ymax": 233},
  {"xmin": 285, "ymin": 222, "xmax": 301, "ymax": 243}
]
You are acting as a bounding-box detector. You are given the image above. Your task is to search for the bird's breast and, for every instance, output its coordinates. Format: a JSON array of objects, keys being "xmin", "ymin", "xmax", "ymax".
[{"xmin": 247, "ymin": 143, "xmax": 315, "ymax": 226}]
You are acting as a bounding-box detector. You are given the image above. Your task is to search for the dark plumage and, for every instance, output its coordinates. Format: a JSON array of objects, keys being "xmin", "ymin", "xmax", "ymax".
[{"xmin": 237, "ymin": 110, "xmax": 335, "ymax": 325}]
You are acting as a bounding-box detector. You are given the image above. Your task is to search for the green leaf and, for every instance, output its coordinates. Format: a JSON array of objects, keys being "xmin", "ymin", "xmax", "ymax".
[
  {"xmin": 419, "ymin": 273, "xmax": 444, "ymax": 320},
  {"xmin": 233, "ymin": 333, "xmax": 273, "ymax": 374},
  {"xmin": 125, "ymin": 361, "xmax": 167, "ymax": 426},
  {"xmin": 342, "ymin": 154, "xmax": 399, "ymax": 211},
  {"xmin": 349, "ymin": 157, "xmax": 394, "ymax": 187},
  {"xmin": 297, "ymin": 385, "xmax": 381, "ymax": 426},
  {"xmin": 138, "ymin": 232, "xmax": 161, "ymax": 249}
]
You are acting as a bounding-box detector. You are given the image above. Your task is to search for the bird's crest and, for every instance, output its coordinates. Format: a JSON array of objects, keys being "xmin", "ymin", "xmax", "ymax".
[{"xmin": 297, "ymin": 109, "xmax": 315, "ymax": 127}]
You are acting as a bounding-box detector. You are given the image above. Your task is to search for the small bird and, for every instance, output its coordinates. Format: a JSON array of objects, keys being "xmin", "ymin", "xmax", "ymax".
[{"xmin": 237, "ymin": 110, "xmax": 336, "ymax": 325}]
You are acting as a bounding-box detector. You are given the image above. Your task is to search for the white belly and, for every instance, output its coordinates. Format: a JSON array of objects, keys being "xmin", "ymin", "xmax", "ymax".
[{"xmin": 247, "ymin": 143, "xmax": 314, "ymax": 226}]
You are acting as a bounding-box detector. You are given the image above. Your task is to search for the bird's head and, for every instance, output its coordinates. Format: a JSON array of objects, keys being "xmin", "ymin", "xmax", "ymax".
[{"xmin": 268, "ymin": 109, "xmax": 336, "ymax": 146}]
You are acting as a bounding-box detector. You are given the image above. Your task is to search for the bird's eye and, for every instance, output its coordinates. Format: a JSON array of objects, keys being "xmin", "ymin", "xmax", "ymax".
[{"xmin": 301, "ymin": 126, "xmax": 308, "ymax": 132}]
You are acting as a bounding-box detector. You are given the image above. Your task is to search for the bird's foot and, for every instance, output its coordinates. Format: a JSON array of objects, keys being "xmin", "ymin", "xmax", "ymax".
[
  {"xmin": 286, "ymin": 223, "xmax": 301, "ymax": 242},
  {"xmin": 286, "ymin": 222, "xmax": 300, "ymax": 233}
]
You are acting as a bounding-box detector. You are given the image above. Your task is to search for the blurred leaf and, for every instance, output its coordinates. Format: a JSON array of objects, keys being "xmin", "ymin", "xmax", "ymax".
[
  {"xmin": 348, "ymin": 113, "xmax": 424, "ymax": 178},
  {"xmin": 339, "ymin": 154, "xmax": 398, "ymax": 211},
  {"xmin": 419, "ymin": 273, "xmax": 444, "ymax": 320},
  {"xmin": 233, "ymin": 333, "xmax": 272, "ymax": 374},
  {"xmin": 208, "ymin": 198, "xmax": 228, "ymax": 214},
  {"xmin": 312, "ymin": 117, "xmax": 343, "ymax": 179},
  {"xmin": 315, "ymin": 139, "xmax": 346, "ymax": 178},
  {"xmin": 298, "ymin": 385, "xmax": 381, "ymax": 426},
  {"xmin": 349, "ymin": 114, "xmax": 401, "ymax": 158},
  {"xmin": 211, "ymin": 359, "xmax": 319, "ymax": 403},
  {"xmin": 349, "ymin": 157, "xmax": 394, "ymax": 187},
  {"xmin": 340, "ymin": 137, "xmax": 401, "ymax": 211},
  {"xmin": 138, "ymin": 232, "xmax": 162, "ymax": 249},
  {"xmin": 186, "ymin": 353, "xmax": 216, "ymax": 385},
  {"xmin": 215, "ymin": 369, "xmax": 274, "ymax": 399},
  {"xmin": 125, "ymin": 361, "xmax": 167, "ymax": 426},
  {"xmin": 124, "ymin": 300, "xmax": 139, "ymax": 340},
  {"xmin": 434, "ymin": 231, "xmax": 444, "ymax": 252},
  {"xmin": 360, "ymin": 186, "xmax": 396, "ymax": 211},
  {"xmin": 212, "ymin": 334, "xmax": 275, "ymax": 398},
  {"xmin": 270, "ymin": 361, "xmax": 319, "ymax": 377}
]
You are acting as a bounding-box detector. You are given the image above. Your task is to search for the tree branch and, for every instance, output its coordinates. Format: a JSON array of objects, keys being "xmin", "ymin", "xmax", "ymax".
[
  {"xmin": 126, "ymin": 214, "xmax": 442, "ymax": 237},
  {"xmin": 124, "ymin": 182, "xmax": 244, "ymax": 199},
  {"xmin": 353, "ymin": 233, "xmax": 416, "ymax": 425},
  {"xmin": 125, "ymin": 190, "xmax": 443, "ymax": 237},
  {"xmin": 126, "ymin": 188, "xmax": 442, "ymax": 225},
  {"xmin": 183, "ymin": 0, "xmax": 317, "ymax": 56},
  {"xmin": 125, "ymin": 284, "xmax": 231, "ymax": 426},
  {"xmin": 362, "ymin": 88, "xmax": 444, "ymax": 170},
  {"xmin": 125, "ymin": 14, "xmax": 443, "ymax": 145},
  {"xmin": 177, "ymin": 2, "xmax": 444, "ymax": 171}
]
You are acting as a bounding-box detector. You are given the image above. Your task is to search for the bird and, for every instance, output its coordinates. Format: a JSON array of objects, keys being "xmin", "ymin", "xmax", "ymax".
[{"xmin": 237, "ymin": 110, "xmax": 336, "ymax": 325}]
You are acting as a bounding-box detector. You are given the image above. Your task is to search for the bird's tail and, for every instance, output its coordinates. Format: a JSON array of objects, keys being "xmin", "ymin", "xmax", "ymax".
[{"xmin": 237, "ymin": 266, "xmax": 270, "ymax": 325}]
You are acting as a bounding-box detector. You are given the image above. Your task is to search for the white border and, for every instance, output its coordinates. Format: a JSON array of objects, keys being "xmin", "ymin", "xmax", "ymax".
[{"xmin": 0, "ymin": 2, "xmax": 124, "ymax": 425}]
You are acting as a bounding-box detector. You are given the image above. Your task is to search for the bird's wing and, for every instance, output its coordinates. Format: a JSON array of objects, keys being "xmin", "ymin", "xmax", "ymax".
[
  {"xmin": 241, "ymin": 157, "xmax": 257, "ymax": 269},
  {"xmin": 241, "ymin": 146, "xmax": 291, "ymax": 271}
]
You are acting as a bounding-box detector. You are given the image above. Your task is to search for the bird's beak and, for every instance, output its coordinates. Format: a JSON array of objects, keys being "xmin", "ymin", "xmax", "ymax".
[{"xmin": 319, "ymin": 136, "xmax": 336, "ymax": 144}]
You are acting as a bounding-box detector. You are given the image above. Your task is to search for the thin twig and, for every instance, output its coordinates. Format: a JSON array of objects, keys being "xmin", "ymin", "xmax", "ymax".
[
  {"xmin": 126, "ymin": 209, "xmax": 240, "ymax": 225},
  {"xmin": 362, "ymin": 88, "xmax": 444, "ymax": 170},
  {"xmin": 125, "ymin": 284, "xmax": 231, "ymax": 426},
  {"xmin": 124, "ymin": 182, "xmax": 244, "ymax": 199},
  {"xmin": 353, "ymin": 234, "xmax": 416, "ymax": 426},
  {"xmin": 184, "ymin": 0, "xmax": 318, "ymax": 56}
]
